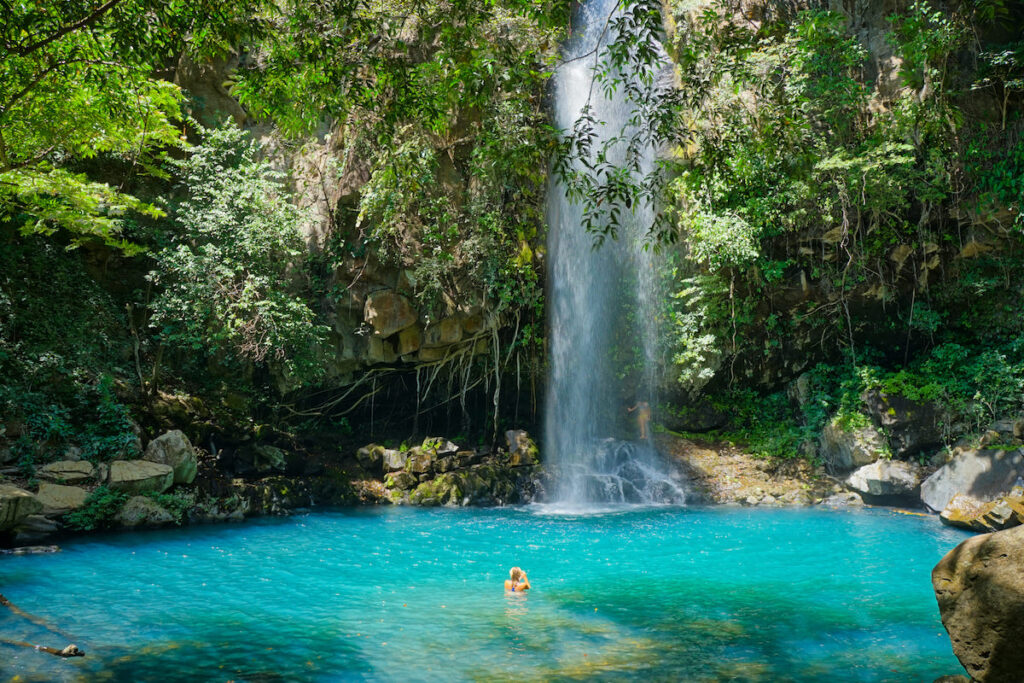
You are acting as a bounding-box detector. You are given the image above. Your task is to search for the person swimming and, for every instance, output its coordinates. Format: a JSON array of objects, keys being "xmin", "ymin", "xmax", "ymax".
[{"xmin": 504, "ymin": 566, "xmax": 530, "ymax": 592}]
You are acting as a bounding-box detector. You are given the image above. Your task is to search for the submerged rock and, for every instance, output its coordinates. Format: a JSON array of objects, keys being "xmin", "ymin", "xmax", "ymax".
[
  {"xmin": 933, "ymin": 524, "xmax": 1024, "ymax": 681},
  {"xmin": 921, "ymin": 448, "xmax": 1024, "ymax": 513}
]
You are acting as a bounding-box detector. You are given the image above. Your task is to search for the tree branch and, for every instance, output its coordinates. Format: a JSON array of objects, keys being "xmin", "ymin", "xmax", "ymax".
[{"xmin": 15, "ymin": 0, "xmax": 123, "ymax": 57}]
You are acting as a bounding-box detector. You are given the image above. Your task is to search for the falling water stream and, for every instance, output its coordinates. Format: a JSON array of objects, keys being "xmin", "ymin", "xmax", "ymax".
[{"xmin": 544, "ymin": 0, "xmax": 686, "ymax": 505}]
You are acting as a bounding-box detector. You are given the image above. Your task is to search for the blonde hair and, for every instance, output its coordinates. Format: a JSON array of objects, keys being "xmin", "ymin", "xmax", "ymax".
[{"xmin": 509, "ymin": 566, "xmax": 525, "ymax": 582}]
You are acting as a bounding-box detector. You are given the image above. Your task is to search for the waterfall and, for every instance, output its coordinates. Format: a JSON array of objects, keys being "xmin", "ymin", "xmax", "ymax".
[{"xmin": 543, "ymin": 0, "xmax": 687, "ymax": 506}]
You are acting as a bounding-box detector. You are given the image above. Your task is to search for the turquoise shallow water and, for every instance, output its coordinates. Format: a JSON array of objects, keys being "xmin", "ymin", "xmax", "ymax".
[{"xmin": 0, "ymin": 506, "xmax": 969, "ymax": 682}]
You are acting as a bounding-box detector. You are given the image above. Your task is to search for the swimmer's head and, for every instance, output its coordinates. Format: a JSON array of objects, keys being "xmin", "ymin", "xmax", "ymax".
[{"xmin": 509, "ymin": 566, "xmax": 525, "ymax": 582}]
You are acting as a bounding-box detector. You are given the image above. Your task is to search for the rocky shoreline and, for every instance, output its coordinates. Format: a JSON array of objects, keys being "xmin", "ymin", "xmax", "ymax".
[
  {"xmin": 5, "ymin": 418, "xmax": 1024, "ymax": 549},
  {"xmin": 0, "ymin": 428, "xmax": 548, "ymax": 547}
]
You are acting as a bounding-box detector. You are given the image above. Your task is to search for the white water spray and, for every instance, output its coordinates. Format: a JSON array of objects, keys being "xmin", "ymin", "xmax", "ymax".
[{"xmin": 544, "ymin": 0, "xmax": 687, "ymax": 506}]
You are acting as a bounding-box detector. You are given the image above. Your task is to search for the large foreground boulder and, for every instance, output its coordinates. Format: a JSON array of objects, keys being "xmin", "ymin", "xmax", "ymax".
[
  {"xmin": 0, "ymin": 485, "xmax": 42, "ymax": 531},
  {"xmin": 143, "ymin": 430, "xmax": 198, "ymax": 484},
  {"xmin": 107, "ymin": 460, "xmax": 173, "ymax": 495},
  {"xmin": 921, "ymin": 448, "xmax": 1024, "ymax": 513},
  {"xmin": 844, "ymin": 459, "xmax": 923, "ymax": 503},
  {"xmin": 933, "ymin": 524, "xmax": 1024, "ymax": 681}
]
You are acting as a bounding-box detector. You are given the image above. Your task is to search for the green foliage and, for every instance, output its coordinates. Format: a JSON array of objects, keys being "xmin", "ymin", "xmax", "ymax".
[
  {"xmin": 554, "ymin": 0, "xmax": 685, "ymax": 245},
  {"xmin": 660, "ymin": 0, "xmax": 1015, "ymax": 395},
  {"xmin": 148, "ymin": 124, "xmax": 330, "ymax": 387},
  {"xmin": 0, "ymin": 234, "xmax": 140, "ymax": 469},
  {"xmin": 145, "ymin": 491, "xmax": 195, "ymax": 525},
  {"xmin": 238, "ymin": 1, "xmax": 560, "ymax": 323},
  {"xmin": 707, "ymin": 389, "xmax": 814, "ymax": 461},
  {"xmin": 64, "ymin": 486, "xmax": 129, "ymax": 531},
  {"xmin": 0, "ymin": 0, "xmax": 261, "ymax": 249}
]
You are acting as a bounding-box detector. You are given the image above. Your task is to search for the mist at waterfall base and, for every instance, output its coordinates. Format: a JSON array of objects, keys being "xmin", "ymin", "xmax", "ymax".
[
  {"xmin": 0, "ymin": 507, "xmax": 966, "ymax": 681},
  {"xmin": 544, "ymin": 0, "xmax": 684, "ymax": 506}
]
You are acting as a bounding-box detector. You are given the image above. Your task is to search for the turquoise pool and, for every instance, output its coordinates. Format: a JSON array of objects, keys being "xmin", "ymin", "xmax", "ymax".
[{"xmin": 0, "ymin": 506, "xmax": 968, "ymax": 681}]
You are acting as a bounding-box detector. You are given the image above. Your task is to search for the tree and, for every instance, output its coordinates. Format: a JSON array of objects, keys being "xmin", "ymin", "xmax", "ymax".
[
  {"xmin": 0, "ymin": 0, "xmax": 262, "ymax": 250},
  {"xmin": 148, "ymin": 125, "xmax": 328, "ymax": 386}
]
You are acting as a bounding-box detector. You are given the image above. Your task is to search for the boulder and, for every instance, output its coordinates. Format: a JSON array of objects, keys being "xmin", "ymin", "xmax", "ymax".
[
  {"xmin": 107, "ymin": 461, "xmax": 173, "ymax": 495},
  {"xmin": 35, "ymin": 483, "xmax": 88, "ymax": 514},
  {"xmin": 382, "ymin": 449, "xmax": 407, "ymax": 472},
  {"xmin": 253, "ymin": 445, "xmax": 287, "ymax": 473},
  {"xmin": 844, "ymin": 460, "xmax": 923, "ymax": 503},
  {"xmin": 115, "ymin": 496, "xmax": 175, "ymax": 528},
  {"xmin": 38, "ymin": 460, "xmax": 95, "ymax": 484},
  {"xmin": 405, "ymin": 447, "xmax": 434, "ymax": 475},
  {"xmin": 143, "ymin": 430, "xmax": 198, "ymax": 484},
  {"xmin": 933, "ymin": 524, "xmax": 1024, "ymax": 681},
  {"xmin": 397, "ymin": 325, "xmax": 423, "ymax": 355},
  {"xmin": 435, "ymin": 456, "xmax": 459, "ymax": 473},
  {"xmin": 921, "ymin": 448, "xmax": 1024, "ymax": 513},
  {"xmin": 356, "ymin": 444, "xmax": 384, "ymax": 474},
  {"xmin": 422, "ymin": 318, "xmax": 462, "ymax": 348},
  {"xmin": 457, "ymin": 450, "xmax": 484, "ymax": 468},
  {"xmin": 366, "ymin": 336, "xmax": 397, "ymax": 364},
  {"xmin": 422, "ymin": 438, "xmax": 459, "ymax": 456},
  {"xmin": 862, "ymin": 390, "xmax": 942, "ymax": 458},
  {"xmin": 505, "ymin": 430, "xmax": 539, "ymax": 467},
  {"xmin": 11, "ymin": 515, "xmax": 59, "ymax": 544},
  {"xmin": 820, "ymin": 419, "xmax": 887, "ymax": 471},
  {"xmin": 385, "ymin": 471, "xmax": 418, "ymax": 491},
  {"xmin": 0, "ymin": 485, "xmax": 43, "ymax": 531},
  {"xmin": 364, "ymin": 289, "xmax": 417, "ymax": 338},
  {"xmin": 940, "ymin": 488, "xmax": 1024, "ymax": 533},
  {"xmin": 815, "ymin": 491, "xmax": 864, "ymax": 507}
]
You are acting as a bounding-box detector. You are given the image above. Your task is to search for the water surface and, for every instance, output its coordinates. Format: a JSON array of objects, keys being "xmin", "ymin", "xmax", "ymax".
[{"xmin": 0, "ymin": 506, "xmax": 968, "ymax": 681}]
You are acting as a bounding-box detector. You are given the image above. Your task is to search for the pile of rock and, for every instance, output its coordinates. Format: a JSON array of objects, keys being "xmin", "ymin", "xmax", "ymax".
[
  {"xmin": 354, "ymin": 429, "xmax": 542, "ymax": 506},
  {"xmin": 1, "ymin": 430, "xmax": 200, "ymax": 542},
  {"xmin": 921, "ymin": 447, "xmax": 1024, "ymax": 532},
  {"xmin": 812, "ymin": 389, "xmax": 941, "ymax": 506}
]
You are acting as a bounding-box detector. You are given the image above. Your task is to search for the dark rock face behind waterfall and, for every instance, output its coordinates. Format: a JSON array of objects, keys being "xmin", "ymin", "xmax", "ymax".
[{"xmin": 933, "ymin": 524, "xmax": 1024, "ymax": 682}]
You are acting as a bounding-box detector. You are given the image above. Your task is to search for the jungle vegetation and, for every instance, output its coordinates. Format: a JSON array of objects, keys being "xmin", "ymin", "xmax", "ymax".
[{"xmin": 2, "ymin": 0, "xmax": 1024, "ymax": 470}]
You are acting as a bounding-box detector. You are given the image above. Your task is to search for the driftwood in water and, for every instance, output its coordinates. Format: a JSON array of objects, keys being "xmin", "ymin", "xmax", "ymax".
[
  {"xmin": 0, "ymin": 638, "xmax": 84, "ymax": 657},
  {"xmin": 0, "ymin": 593, "xmax": 84, "ymax": 657}
]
